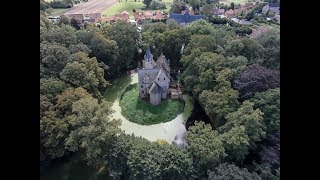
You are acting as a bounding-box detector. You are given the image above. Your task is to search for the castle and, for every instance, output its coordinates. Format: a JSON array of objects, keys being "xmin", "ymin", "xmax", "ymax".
[{"xmin": 138, "ymin": 48, "xmax": 171, "ymax": 105}]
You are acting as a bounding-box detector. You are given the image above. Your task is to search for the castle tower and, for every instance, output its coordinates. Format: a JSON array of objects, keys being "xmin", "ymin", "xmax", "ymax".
[{"xmin": 143, "ymin": 48, "xmax": 153, "ymax": 69}]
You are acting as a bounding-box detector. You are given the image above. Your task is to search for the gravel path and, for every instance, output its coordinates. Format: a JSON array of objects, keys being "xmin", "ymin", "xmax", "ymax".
[{"xmin": 109, "ymin": 73, "xmax": 192, "ymax": 143}]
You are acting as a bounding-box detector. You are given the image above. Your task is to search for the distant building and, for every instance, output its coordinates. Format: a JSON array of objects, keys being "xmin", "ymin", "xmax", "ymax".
[
  {"xmin": 67, "ymin": 13, "xmax": 102, "ymax": 24},
  {"xmin": 262, "ymin": 3, "xmax": 280, "ymax": 14},
  {"xmin": 134, "ymin": 11, "xmax": 166, "ymax": 25},
  {"xmin": 225, "ymin": 9, "xmax": 235, "ymax": 18},
  {"xmin": 105, "ymin": 10, "xmax": 130, "ymax": 23},
  {"xmin": 138, "ymin": 48, "xmax": 171, "ymax": 105},
  {"xmin": 169, "ymin": 8, "xmax": 205, "ymax": 25}
]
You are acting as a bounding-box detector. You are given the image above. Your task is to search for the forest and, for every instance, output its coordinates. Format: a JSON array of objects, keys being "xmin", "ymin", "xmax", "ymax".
[{"xmin": 40, "ymin": 1, "xmax": 280, "ymax": 179}]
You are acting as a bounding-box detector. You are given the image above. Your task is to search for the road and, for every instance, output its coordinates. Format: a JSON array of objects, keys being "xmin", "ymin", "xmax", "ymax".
[{"xmin": 56, "ymin": 0, "xmax": 116, "ymax": 15}]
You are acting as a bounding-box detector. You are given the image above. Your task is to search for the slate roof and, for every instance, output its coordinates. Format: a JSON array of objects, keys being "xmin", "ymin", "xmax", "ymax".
[
  {"xmin": 138, "ymin": 69, "xmax": 160, "ymax": 84},
  {"xmin": 149, "ymin": 82, "xmax": 162, "ymax": 94},
  {"xmin": 169, "ymin": 8, "xmax": 205, "ymax": 24}
]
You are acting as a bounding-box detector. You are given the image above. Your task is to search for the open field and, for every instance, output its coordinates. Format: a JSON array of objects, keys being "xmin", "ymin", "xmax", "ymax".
[
  {"xmin": 102, "ymin": 2, "xmax": 145, "ymax": 17},
  {"xmin": 102, "ymin": 0, "xmax": 172, "ymax": 18},
  {"xmin": 220, "ymin": 0, "xmax": 254, "ymax": 5},
  {"xmin": 57, "ymin": 0, "xmax": 117, "ymax": 15}
]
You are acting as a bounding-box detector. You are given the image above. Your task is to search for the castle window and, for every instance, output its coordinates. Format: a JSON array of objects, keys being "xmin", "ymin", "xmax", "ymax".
[
  {"xmin": 164, "ymin": 78, "xmax": 165, "ymax": 80},
  {"xmin": 141, "ymin": 85, "xmax": 143, "ymax": 88},
  {"xmin": 142, "ymin": 90, "xmax": 144, "ymax": 93},
  {"xmin": 158, "ymin": 78, "xmax": 159, "ymax": 81}
]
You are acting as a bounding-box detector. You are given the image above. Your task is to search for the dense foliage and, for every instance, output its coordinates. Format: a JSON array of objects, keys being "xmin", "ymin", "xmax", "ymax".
[{"xmin": 40, "ymin": 2, "xmax": 280, "ymax": 178}]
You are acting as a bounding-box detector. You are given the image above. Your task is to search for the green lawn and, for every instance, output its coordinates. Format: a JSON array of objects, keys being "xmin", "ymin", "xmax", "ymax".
[
  {"xmin": 220, "ymin": 0, "xmax": 254, "ymax": 5},
  {"xmin": 102, "ymin": 2, "xmax": 146, "ymax": 17},
  {"xmin": 51, "ymin": 8, "xmax": 68, "ymax": 15},
  {"xmin": 102, "ymin": 1, "xmax": 172, "ymax": 18},
  {"xmin": 120, "ymin": 84, "xmax": 184, "ymax": 125}
]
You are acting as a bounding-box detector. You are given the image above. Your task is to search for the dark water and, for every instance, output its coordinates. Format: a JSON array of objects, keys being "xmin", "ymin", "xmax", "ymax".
[
  {"xmin": 40, "ymin": 154, "xmax": 112, "ymax": 180},
  {"xmin": 185, "ymin": 96, "xmax": 211, "ymax": 130}
]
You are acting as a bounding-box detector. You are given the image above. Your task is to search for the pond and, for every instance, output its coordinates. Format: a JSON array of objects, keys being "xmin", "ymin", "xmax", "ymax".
[{"xmin": 40, "ymin": 153, "xmax": 112, "ymax": 180}]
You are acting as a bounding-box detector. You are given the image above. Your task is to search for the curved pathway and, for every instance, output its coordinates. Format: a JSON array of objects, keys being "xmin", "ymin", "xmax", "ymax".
[{"xmin": 108, "ymin": 73, "xmax": 193, "ymax": 143}]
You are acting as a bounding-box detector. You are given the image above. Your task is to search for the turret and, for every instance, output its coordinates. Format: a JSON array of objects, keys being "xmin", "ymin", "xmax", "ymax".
[{"xmin": 143, "ymin": 48, "xmax": 153, "ymax": 69}]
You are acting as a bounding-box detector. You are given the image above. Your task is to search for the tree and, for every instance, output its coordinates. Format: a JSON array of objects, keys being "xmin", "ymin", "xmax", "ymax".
[
  {"xmin": 106, "ymin": 134, "xmax": 137, "ymax": 179},
  {"xmin": 258, "ymin": 131, "xmax": 280, "ymax": 169},
  {"xmin": 208, "ymin": 163, "xmax": 261, "ymax": 180},
  {"xmin": 70, "ymin": 17, "xmax": 80, "ymax": 30},
  {"xmin": 105, "ymin": 21, "xmax": 139, "ymax": 71},
  {"xmin": 219, "ymin": 101, "xmax": 266, "ymax": 149},
  {"xmin": 149, "ymin": 0, "xmax": 166, "ymax": 10},
  {"xmin": 127, "ymin": 139, "xmax": 195, "ymax": 179},
  {"xmin": 55, "ymin": 87, "xmax": 92, "ymax": 116},
  {"xmin": 256, "ymin": 30, "xmax": 280, "ymax": 70},
  {"xmin": 40, "ymin": 42, "xmax": 71, "ymax": 77},
  {"xmin": 58, "ymin": 15, "xmax": 70, "ymax": 26},
  {"xmin": 89, "ymin": 33, "xmax": 119, "ymax": 78},
  {"xmin": 65, "ymin": 97, "xmax": 121, "ymax": 167},
  {"xmin": 40, "ymin": 110, "xmax": 69, "ymax": 160},
  {"xmin": 40, "ymin": 95, "xmax": 53, "ymax": 118},
  {"xmin": 254, "ymin": 162, "xmax": 279, "ymax": 180},
  {"xmin": 251, "ymin": 88, "xmax": 280, "ymax": 133},
  {"xmin": 40, "ymin": 78, "xmax": 70, "ymax": 100},
  {"xmin": 225, "ymin": 38, "xmax": 264, "ymax": 65},
  {"xmin": 41, "ymin": 25, "xmax": 78, "ymax": 47},
  {"xmin": 170, "ymin": 0, "xmax": 184, "ymax": 14},
  {"xmin": 245, "ymin": 9, "xmax": 255, "ymax": 21},
  {"xmin": 60, "ymin": 52, "xmax": 108, "ymax": 97},
  {"xmin": 233, "ymin": 64, "xmax": 280, "ymax": 100},
  {"xmin": 68, "ymin": 43, "xmax": 91, "ymax": 54},
  {"xmin": 143, "ymin": 0, "xmax": 152, "ymax": 8},
  {"xmin": 186, "ymin": 121, "xmax": 226, "ymax": 177},
  {"xmin": 184, "ymin": 35, "xmax": 220, "ymax": 55},
  {"xmin": 185, "ymin": 19, "xmax": 215, "ymax": 35},
  {"xmin": 75, "ymin": 29, "xmax": 94, "ymax": 45},
  {"xmin": 230, "ymin": 2, "xmax": 235, "ymax": 10},
  {"xmin": 166, "ymin": 19, "xmax": 180, "ymax": 29},
  {"xmin": 220, "ymin": 126, "xmax": 250, "ymax": 164}
]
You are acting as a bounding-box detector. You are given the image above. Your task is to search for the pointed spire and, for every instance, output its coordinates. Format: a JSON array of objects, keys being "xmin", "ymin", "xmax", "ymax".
[{"xmin": 144, "ymin": 47, "xmax": 153, "ymax": 62}]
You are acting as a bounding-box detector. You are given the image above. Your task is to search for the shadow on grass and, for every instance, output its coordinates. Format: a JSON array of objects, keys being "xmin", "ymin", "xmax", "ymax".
[{"xmin": 103, "ymin": 75, "xmax": 132, "ymax": 103}]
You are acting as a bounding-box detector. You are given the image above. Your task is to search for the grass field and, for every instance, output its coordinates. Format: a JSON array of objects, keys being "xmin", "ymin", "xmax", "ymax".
[
  {"xmin": 102, "ymin": 0, "xmax": 172, "ymax": 18},
  {"xmin": 220, "ymin": 0, "xmax": 254, "ymax": 5},
  {"xmin": 51, "ymin": 8, "xmax": 68, "ymax": 15},
  {"xmin": 120, "ymin": 84, "xmax": 184, "ymax": 125},
  {"xmin": 103, "ymin": 2, "xmax": 145, "ymax": 17}
]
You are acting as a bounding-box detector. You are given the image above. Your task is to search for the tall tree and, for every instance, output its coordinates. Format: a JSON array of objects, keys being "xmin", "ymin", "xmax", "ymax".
[
  {"xmin": 65, "ymin": 97, "xmax": 121, "ymax": 167},
  {"xmin": 256, "ymin": 30, "xmax": 280, "ymax": 70},
  {"xmin": 251, "ymin": 88, "xmax": 280, "ymax": 133},
  {"xmin": 219, "ymin": 101, "xmax": 266, "ymax": 149},
  {"xmin": 127, "ymin": 140, "xmax": 195, "ymax": 179},
  {"xmin": 233, "ymin": 64, "xmax": 280, "ymax": 100},
  {"xmin": 105, "ymin": 21, "xmax": 139, "ymax": 71},
  {"xmin": 89, "ymin": 33, "xmax": 119, "ymax": 78},
  {"xmin": 186, "ymin": 121, "xmax": 226, "ymax": 177},
  {"xmin": 40, "ymin": 78, "xmax": 70, "ymax": 100},
  {"xmin": 208, "ymin": 163, "xmax": 261, "ymax": 180},
  {"xmin": 40, "ymin": 42, "xmax": 71, "ymax": 77},
  {"xmin": 220, "ymin": 126, "xmax": 250, "ymax": 164},
  {"xmin": 60, "ymin": 52, "xmax": 108, "ymax": 97}
]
